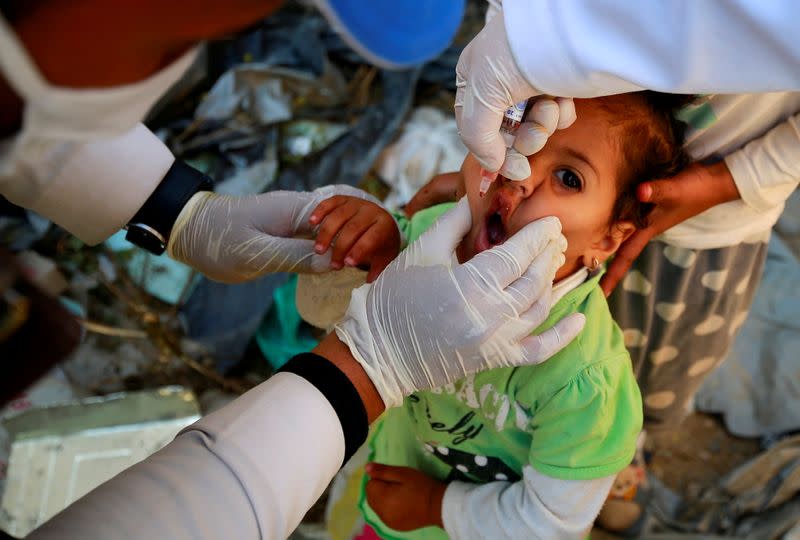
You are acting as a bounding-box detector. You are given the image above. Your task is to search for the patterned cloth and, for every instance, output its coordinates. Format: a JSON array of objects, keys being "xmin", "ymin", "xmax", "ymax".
[{"xmin": 607, "ymin": 234, "xmax": 769, "ymax": 430}]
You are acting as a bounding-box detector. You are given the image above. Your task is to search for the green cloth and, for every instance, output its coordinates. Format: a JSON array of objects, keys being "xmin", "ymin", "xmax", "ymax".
[
  {"xmin": 361, "ymin": 204, "xmax": 643, "ymax": 540},
  {"xmin": 392, "ymin": 203, "xmax": 456, "ymax": 249},
  {"xmin": 255, "ymin": 276, "xmax": 318, "ymax": 370}
]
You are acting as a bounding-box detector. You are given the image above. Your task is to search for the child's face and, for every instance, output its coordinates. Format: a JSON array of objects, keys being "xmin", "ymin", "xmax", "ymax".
[{"xmin": 457, "ymin": 99, "xmax": 635, "ymax": 281}]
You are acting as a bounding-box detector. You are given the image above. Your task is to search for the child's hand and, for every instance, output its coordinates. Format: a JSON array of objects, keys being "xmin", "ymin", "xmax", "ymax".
[
  {"xmin": 309, "ymin": 195, "xmax": 401, "ymax": 282},
  {"xmin": 404, "ymin": 172, "xmax": 465, "ymax": 217},
  {"xmin": 364, "ymin": 463, "xmax": 447, "ymax": 532}
]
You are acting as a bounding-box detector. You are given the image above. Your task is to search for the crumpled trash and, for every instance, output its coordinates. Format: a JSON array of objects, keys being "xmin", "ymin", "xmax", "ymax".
[
  {"xmin": 376, "ymin": 106, "xmax": 467, "ymax": 210},
  {"xmin": 195, "ymin": 62, "xmax": 348, "ymax": 126},
  {"xmin": 272, "ymin": 68, "xmax": 420, "ymax": 194},
  {"xmin": 213, "ymin": 131, "xmax": 279, "ymax": 196},
  {"xmin": 281, "ymin": 120, "xmax": 348, "ymax": 163},
  {"xmin": 14, "ymin": 251, "xmax": 69, "ymax": 297},
  {"xmin": 644, "ymin": 434, "xmax": 800, "ymax": 540}
]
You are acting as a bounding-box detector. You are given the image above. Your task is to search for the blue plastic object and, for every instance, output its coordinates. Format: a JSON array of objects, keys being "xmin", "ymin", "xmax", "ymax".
[{"xmin": 315, "ymin": 0, "xmax": 465, "ymax": 68}]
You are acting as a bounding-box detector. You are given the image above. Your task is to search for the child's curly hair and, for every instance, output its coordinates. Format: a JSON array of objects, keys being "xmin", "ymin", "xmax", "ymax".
[{"xmin": 596, "ymin": 91, "xmax": 694, "ymax": 229}]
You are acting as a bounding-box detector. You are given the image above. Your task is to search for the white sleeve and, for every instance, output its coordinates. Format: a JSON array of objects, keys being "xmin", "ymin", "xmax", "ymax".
[
  {"xmin": 724, "ymin": 112, "xmax": 800, "ymax": 213},
  {"xmin": 442, "ymin": 465, "xmax": 614, "ymax": 540},
  {"xmin": 28, "ymin": 373, "xmax": 346, "ymax": 540},
  {"xmin": 0, "ymin": 15, "xmax": 197, "ymax": 244},
  {"xmin": 1, "ymin": 123, "xmax": 175, "ymax": 245},
  {"xmin": 503, "ymin": 0, "xmax": 800, "ymax": 97}
]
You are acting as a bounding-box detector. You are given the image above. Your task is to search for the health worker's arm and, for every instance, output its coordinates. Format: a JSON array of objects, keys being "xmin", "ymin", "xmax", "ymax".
[
  {"xmin": 725, "ymin": 112, "xmax": 800, "ymax": 213},
  {"xmin": 443, "ymin": 467, "xmax": 614, "ymax": 540},
  {"xmin": 29, "ymin": 334, "xmax": 377, "ymax": 540},
  {"xmin": 503, "ymin": 0, "xmax": 800, "ymax": 97}
]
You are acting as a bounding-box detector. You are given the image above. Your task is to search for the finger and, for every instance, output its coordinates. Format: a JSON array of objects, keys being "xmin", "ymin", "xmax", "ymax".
[
  {"xmin": 346, "ymin": 221, "xmax": 396, "ymax": 267},
  {"xmin": 309, "ymin": 195, "xmax": 350, "ymax": 226},
  {"xmin": 638, "ymin": 178, "xmax": 678, "ymax": 204},
  {"xmin": 468, "ymin": 216, "xmax": 563, "ymax": 289},
  {"xmin": 404, "ymin": 197, "xmax": 472, "ymax": 266},
  {"xmin": 517, "ymin": 312, "xmax": 586, "ymax": 365},
  {"xmin": 555, "ymin": 97, "xmax": 577, "ymax": 129},
  {"xmin": 527, "ymin": 98, "xmax": 560, "ymax": 134},
  {"xmin": 454, "ymin": 87, "xmax": 507, "ymax": 173},
  {"xmin": 503, "ymin": 241, "xmax": 564, "ymax": 312},
  {"xmin": 511, "ymin": 122, "xmax": 549, "ymax": 157},
  {"xmin": 330, "ymin": 211, "xmax": 376, "ymax": 268},
  {"xmin": 313, "ymin": 203, "xmax": 358, "ymax": 255},
  {"xmin": 599, "ymin": 229, "xmax": 653, "ymax": 296},
  {"xmin": 499, "ymin": 148, "xmax": 532, "ymax": 180}
]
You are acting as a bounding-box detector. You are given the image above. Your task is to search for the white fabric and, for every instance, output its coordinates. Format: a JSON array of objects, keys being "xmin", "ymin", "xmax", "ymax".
[
  {"xmin": 503, "ymin": 0, "xmax": 800, "ymax": 98},
  {"xmin": 0, "ymin": 14, "xmax": 196, "ymax": 244},
  {"xmin": 442, "ymin": 465, "xmax": 614, "ymax": 540},
  {"xmin": 551, "ymin": 267, "xmax": 588, "ymax": 306},
  {"xmin": 29, "ymin": 373, "xmax": 345, "ymax": 540},
  {"xmin": 659, "ymin": 93, "xmax": 800, "ymax": 249},
  {"xmin": 335, "ymin": 200, "xmax": 586, "ymax": 408}
]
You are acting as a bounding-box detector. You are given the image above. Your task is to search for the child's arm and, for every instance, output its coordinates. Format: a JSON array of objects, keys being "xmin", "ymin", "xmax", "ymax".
[
  {"xmin": 365, "ymin": 462, "xmax": 613, "ymax": 539},
  {"xmin": 310, "ymin": 195, "xmax": 401, "ymax": 282},
  {"xmin": 404, "ymin": 172, "xmax": 464, "ymax": 217}
]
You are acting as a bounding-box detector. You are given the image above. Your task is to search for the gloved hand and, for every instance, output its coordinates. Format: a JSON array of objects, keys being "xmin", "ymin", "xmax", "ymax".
[
  {"xmin": 335, "ymin": 198, "xmax": 586, "ymax": 408},
  {"xmin": 167, "ymin": 185, "xmax": 381, "ymax": 283},
  {"xmin": 455, "ymin": 12, "xmax": 576, "ymax": 180}
]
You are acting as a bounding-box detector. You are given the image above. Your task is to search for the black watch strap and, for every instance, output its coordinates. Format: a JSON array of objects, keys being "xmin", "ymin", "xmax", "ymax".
[
  {"xmin": 126, "ymin": 160, "xmax": 213, "ymax": 255},
  {"xmin": 279, "ymin": 353, "xmax": 369, "ymax": 465}
]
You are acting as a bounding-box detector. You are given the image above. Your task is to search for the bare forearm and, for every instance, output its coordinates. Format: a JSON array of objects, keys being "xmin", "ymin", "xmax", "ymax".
[{"xmin": 313, "ymin": 332, "xmax": 385, "ymax": 423}]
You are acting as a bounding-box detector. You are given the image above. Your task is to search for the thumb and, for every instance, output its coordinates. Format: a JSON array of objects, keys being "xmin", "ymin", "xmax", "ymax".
[
  {"xmin": 403, "ymin": 198, "xmax": 471, "ymax": 266},
  {"xmin": 518, "ymin": 313, "xmax": 586, "ymax": 365},
  {"xmin": 454, "ymin": 93, "xmax": 508, "ymax": 173},
  {"xmin": 638, "ymin": 178, "xmax": 680, "ymax": 204}
]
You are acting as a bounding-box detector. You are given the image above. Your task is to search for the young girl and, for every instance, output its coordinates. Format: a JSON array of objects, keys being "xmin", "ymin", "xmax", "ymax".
[{"xmin": 305, "ymin": 92, "xmax": 689, "ymax": 539}]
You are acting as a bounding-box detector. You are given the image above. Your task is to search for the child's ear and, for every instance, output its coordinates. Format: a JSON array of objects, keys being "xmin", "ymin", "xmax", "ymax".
[{"xmin": 589, "ymin": 221, "xmax": 636, "ymax": 264}]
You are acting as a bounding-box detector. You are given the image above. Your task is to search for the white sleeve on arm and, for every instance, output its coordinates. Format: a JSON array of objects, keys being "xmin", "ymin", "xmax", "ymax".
[
  {"xmin": 442, "ymin": 465, "xmax": 614, "ymax": 540},
  {"xmin": 503, "ymin": 0, "xmax": 800, "ymax": 97},
  {"xmin": 725, "ymin": 112, "xmax": 800, "ymax": 213},
  {"xmin": 1, "ymin": 123, "xmax": 174, "ymax": 245},
  {"xmin": 29, "ymin": 373, "xmax": 346, "ymax": 540}
]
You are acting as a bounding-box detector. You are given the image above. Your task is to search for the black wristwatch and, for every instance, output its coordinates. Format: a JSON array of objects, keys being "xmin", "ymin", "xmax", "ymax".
[{"xmin": 125, "ymin": 160, "xmax": 213, "ymax": 255}]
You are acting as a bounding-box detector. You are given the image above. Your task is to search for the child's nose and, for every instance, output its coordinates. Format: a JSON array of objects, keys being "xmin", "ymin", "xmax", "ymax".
[{"xmin": 496, "ymin": 174, "xmax": 539, "ymax": 212}]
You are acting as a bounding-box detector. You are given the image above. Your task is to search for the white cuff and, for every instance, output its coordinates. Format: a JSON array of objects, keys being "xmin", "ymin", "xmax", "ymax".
[
  {"xmin": 16, "ymin": 124, "xmax": 174, "ymax": 245},
  {"xmin": 725, "ymin": 152, "xmax": 776, "ymax": 214},
  {"xmin": 503, "ymin": 0, "xmax": 641, "ymax": 98}
]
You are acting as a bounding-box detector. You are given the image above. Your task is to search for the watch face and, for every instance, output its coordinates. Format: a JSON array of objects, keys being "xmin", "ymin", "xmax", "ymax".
[{"xmin": 125, "ymin": 224, "xmax": 166, "ymax": 255}]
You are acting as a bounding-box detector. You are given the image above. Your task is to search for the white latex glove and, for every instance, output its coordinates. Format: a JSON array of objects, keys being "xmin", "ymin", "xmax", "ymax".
[
  {"xmin": 455, "ymin": 12, "xmax": 576, "ymax": 180},
  {"xmin": 167, "ymin": 185, "xmax": 380, "ymax": 283},
  {"xmin": 335, "ymin": 198, "xmax": 586, "ymax": 408}
]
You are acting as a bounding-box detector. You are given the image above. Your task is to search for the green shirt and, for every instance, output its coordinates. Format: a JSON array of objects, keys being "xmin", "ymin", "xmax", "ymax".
[{"xmin": 362, "ymin": 204, "xmax": 643, "ymax": 540}]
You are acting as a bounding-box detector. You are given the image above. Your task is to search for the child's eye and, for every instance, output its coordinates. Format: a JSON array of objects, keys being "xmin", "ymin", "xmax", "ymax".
[{"xmin": 554, "ymin": 169, "xmax": 583, "ymax": 191}]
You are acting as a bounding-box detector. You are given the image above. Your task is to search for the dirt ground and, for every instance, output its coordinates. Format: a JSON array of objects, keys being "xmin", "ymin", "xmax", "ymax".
[{"xmin": 592, "ymin": 412, "xmax": 762, "ymax": 539}]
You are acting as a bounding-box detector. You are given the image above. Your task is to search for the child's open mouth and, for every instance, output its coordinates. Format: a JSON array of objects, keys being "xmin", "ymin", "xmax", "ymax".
[{"xmin": 475, "ymin": 196, "xmax": 509, "ymax": 254}]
